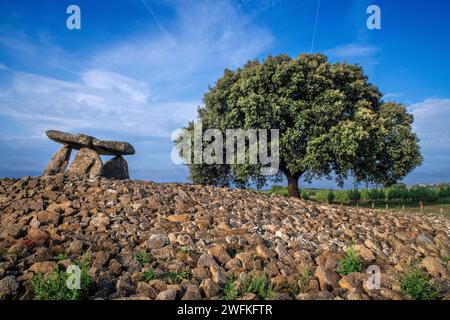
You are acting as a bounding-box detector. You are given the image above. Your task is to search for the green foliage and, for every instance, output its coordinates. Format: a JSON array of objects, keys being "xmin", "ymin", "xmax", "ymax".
[
  {"xmin": 142, "ymin": 268, "xmax": 157, "ymax": 282},
  {"xmin": 337, "ymin": 249, "xmax": 363, "ymax": 275},
  {"xmin": 346, "ymin": 189, "xmax": 361, "ymax": 203},
  {"xmin": 364, "ymin": 188, "xmax": 385, "ymax": 201},
  {"xmin": 54, "ymin": 253, "xmax": 68, "ymax": 261},
  {"xmin": 288, "ymin": 268, "xmax": 311, "ymax": 295},
  {"xmin": 135, "ymin": 252, "xmax": 150, "ymax": 266},
  {"xmin": 409, "ymin": 186, "xmax": 439, "ymax": 203},
  {"xmin": 442, "ymin": 256, "xmax": 450, "ymax": 263},
  {"xmin": 222, "ymin": 273, "xmax": 273, "ymax": 300},
  {"xmin": 165, "ymin": 271, "xmax": 192, "ymax": 283},
  {"xmin": 437, "ymin": 184, "xmax": 450, "ymax": 198},
  {"xmin": 31, "ymin": 258, "xmax": 92, "ymax": 300},
  {"xmin": 263, "ymin": 185, "xmax": 289, "ymax": 197},
  {"xmin": 176, "ymin": 53, "xmax": 422, "ymax": 196},
  {"xmin": 400, "ymin": 269, "xmax": 439, "ymax": 300},
  {"xmin": 240, "ymin": 273, "xmax": 273, "ymax": 300},
  {"xmin": 300, "ymin": 190, "xmax": 310, "ymax": 200},
  {"xmin": 222, "ymin": 275, "xmax": 239, "ymax": 300},
  {"xmin": 326, "ymin": 189, "xmax": 335, "ymax": 203},
  {"xmin": 179, "ymin": 246, "xmax": 191, "ymax": 253}
]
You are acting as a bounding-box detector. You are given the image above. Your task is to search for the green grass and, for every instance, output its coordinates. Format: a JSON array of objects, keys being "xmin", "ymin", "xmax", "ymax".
[
  {"xmin": 261, "ymin": 185, "xmax": 450, "ymax": 217},
  {"xmin": 31, "ymin": 256, "xmax": 92, "ymax": 300},
  {"xmin": 287, "ymin": 268, "xmax": 311, "ymax": 296},
  {"xmin": 221, "ymin": 273, "xmax": 273, "ymax": 300},
  {"xmin": 240, "ymin": 273, "xmax": 273, "ymax": 300},
  {"xmin": 141, "ymin": 268, "xmax": 157, "ymax": 282},
  {"xmin": 135, "ymin": 252, "xmax": 150, "ymax": 266},
  {"xmin": 54, "ymin": 253, "xmax": 68, "ymax": 261},
  {"xmin": 222, "ymin": 275, "xmax": 239, "ymax": 300},
  {"xmin": 400, "ymin": 268, "xmax": 439, "ymax": 300},
  {"xmin": 337, "ymin": 249, "xmax": 363, "ymax": 275},
  {"xmin": 179, "ymin": 246, "xmax": 191, "ymax": 254},
  {"xmin": 443, "ymin": 256, "xmax": 450, "ymax": 263},
  {"xmin": 165, "ymin": 270, "xmax": 192, "ymax": 283}
]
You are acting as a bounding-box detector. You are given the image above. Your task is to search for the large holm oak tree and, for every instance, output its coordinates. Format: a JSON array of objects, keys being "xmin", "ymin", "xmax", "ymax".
[{"xmin": 178, "ymin": 54, "xmax": 422, "ymax": 197}]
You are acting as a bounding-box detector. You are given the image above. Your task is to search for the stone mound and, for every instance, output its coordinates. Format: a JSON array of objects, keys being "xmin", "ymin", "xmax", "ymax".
[{"xmin": 0, "ymin": 175, "xmax": 449, "ymax": 300}]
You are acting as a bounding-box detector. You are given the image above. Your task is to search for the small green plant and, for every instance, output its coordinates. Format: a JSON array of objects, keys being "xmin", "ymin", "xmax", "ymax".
[
  {"xmin": 179, "ymin": 246, "xmax": 191, "ymax": 254},
  {"xmin": 337, "ymin": 249, "xmax": 363, "ymax": 275},
  {"xmin": 287, "ymin": 268, "xmax": 311, "ymax": 296},
  {"xmin": 31, "ymin": 257, "xmax": 92, "ymax": 300},
  {"xmin": 443, "ymin": 256, "xmax": 450, "ymax": 263},
  {"xmin": 327, "ymin": 189, "xmax": 335, "ymax": 203},
  {"xmin": 298, "ymin": 268, "xmax": 311, "ymax": 293},
  {"xmin": 166, "ymin": 270, "xmax": 191, "ymax": 283},
  {"xmin": 300, "ymin": 190, "xmax": 310, "ymax": 200},
  {"xmin": 54, "ymin": 253, "xmax": 68, "ymax": 261},
  {"xmin": 241, "ymin": 273, "xmax": 273, "ymax": 300},
  {"xmin": 222, "ymin": 275, "xmax": 239, "ymax": 300},
  {"xmin": 142, "ymin": 268, "xmax": 157, "ymax": 282},
  {"xmin": 135, "ymin": 252, "xmax": 150, "ymax": 266},
  {"xmin": 400, "ymin": 268, "xmax": 439, "ymax": 300}
]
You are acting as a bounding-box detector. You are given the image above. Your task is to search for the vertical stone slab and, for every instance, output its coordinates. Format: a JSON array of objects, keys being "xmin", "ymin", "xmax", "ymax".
[
  {"xmin": 43, "ymin": 145, "xmax": 72, "ymax": 176},
  {"xmin": 100, "ymin": 156, "xmax": 130, "ymax": 180},
  {"xmin": 68, "ymin": 148, "xmax": 103, "ymax": 179}
]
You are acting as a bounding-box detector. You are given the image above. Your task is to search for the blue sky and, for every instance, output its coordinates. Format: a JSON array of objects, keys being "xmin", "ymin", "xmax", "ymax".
[{"xmin": 0, "ymin": 0, "xmax": 449, "ymax": 188}]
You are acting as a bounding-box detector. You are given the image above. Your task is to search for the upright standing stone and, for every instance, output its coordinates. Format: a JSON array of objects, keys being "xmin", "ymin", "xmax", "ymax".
[
  {"xmin": 43, "ymin": 145, "xmax": 72, "ymax": 176},
  {"xmin": 68, "ymin": 148, "xmax": 103, "ymax": 179},
  {"xmin": 100, "ymin": 156, "xmax": 130, "ymax": 180}
]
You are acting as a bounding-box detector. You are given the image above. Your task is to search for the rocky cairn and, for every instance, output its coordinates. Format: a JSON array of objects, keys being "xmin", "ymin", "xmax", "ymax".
[
  {"xmin": 0, "ymin": 175, "xmax": 449, "ymax": 300},
  {"xmin": 43, "ymin": 130, "xmax": 135, "ymax": 180}
]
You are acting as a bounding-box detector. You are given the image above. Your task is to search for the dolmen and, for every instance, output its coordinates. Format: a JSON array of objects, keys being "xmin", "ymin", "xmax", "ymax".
[{"xmin": 43, "ymin": 130, "xmax": 135, "ymax": 180}]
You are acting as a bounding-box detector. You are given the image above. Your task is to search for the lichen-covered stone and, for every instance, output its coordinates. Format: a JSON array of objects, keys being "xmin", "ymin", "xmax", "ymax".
[
  {"xmin": 67, "ymin": 148, "xmax": 103, "ymax": 178},
  {"xmin": 43, "ymin": 145, "xmax": 72, "ymax": 176}
]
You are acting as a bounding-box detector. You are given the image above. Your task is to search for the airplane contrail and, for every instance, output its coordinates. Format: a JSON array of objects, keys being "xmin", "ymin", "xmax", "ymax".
[
  {"xmin": 310, "ymin": 0, "xmax": 321, "ymax": 53},
  {"xmin": 141, "ymin": 0, "xmax": 174, "ymax": 45}
]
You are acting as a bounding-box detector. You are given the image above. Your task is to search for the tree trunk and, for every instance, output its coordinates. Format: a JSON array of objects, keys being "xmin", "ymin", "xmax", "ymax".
[{"xmin": 286, "ymin": 172, "xmax": 301, "ymax": 198}]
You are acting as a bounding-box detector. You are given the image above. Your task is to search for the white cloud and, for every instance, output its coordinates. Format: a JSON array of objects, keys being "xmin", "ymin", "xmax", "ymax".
[
  {"xmin": 90, "ymin": 0, "xmax": 273, "ymax": 91},
  {"xmin": 325, "ymin": 43, "xmax": 380, "ymax": 59},
  {"xmin": 81, "ymin": 70, "xmax": 150, "ymax": 104},
  {"xmin": 0, "ymin": 63, "xmax": 7, "ymax": 71},
  {"xmin": 0, "ymin": 0, "xmax": 272, "ymax": 139},
  {"xmin": 0, "ymin": 71, "xmax": 197, "ymax": 138},
  {"xmin": 383, "ymin": 92, "xmax": 404, "ymax": 100},
  {"xmin": 0, "ymin": 0, "xmax": 273, "ymax": 179},
  {"xmin": 410, "ymin": 98, "xmax": 450, "ymax": 148}
]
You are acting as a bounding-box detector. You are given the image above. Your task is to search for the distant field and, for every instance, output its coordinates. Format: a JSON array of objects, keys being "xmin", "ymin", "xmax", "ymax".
[
  {"xmin": 347, "ymin": 202, "xmax": 450, "ymax": 217},
  {"xmin": 261, "ymin": 185, "xmax": 450, "ymax": 217}
]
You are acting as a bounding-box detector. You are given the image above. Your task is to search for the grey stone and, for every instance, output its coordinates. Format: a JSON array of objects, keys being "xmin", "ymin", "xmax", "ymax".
[
  {"xmin": 46, "ymin": 130, "xmax": 135, "ymax": 155},
  {"xmin": 43, "ymin": 145, "xmax": 72, "ymax": 176},
  {"xmin": 101, "ymin": 156, "xmax": 130, "ymax": 180},
  {"xmin": 92, "ymin": 139, "xmax": 135, "ymax": 156},
  {"xmin": 0, "ymin": 276, "xmax": 19, "ymax": 297},
  {"xmin": 68, "ymin": 148, "xmax": 103, "ymax": 178}
]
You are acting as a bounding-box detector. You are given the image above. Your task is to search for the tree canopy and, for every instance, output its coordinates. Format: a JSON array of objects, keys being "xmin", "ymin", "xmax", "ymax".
[{"xmin": 177, "ymin": 53, "xmax": 422, "ymax": 197}]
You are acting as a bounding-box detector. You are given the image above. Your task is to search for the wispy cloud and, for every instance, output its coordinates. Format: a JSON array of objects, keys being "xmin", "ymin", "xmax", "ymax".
[
  {"xmin": 0, "ymin": 0, "xmax": 273, "ymax": 179},
  {"xmin": 404, "ymin": 98, "xmax": 450, "ymax": 184},
  {"xmin": 0, "ymin": 62, "xmax": 7, "ymax": 71},
  {"xmin": 410, "ymin": 98, "xmax": 450, "ymax": 147},
  {"xmin": 325, "ymin": 43, "xmax": 380, "ymax": 59},
  {"xmin": 383, "ymin": 92, "xmax": 404, "ymax": 100}
]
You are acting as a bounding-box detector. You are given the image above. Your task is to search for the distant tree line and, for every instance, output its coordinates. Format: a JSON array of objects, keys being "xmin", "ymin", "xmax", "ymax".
[
  {"xmin": 266, "ymin": 184, "xmax": 450, "ymax": 204},
  {"xmin": 318, "ymin": 184, "xmax": 450, "ymax": 204}
]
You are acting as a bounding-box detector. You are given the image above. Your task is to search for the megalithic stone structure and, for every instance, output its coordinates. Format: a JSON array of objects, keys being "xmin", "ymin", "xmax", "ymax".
[
  {"xmin": 43, "ymin": 145, "xmax": 72, "ymax": 176},
  {"xmin": 43, "ymin": 130, "xmax": 135, "ymax": 180}
]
